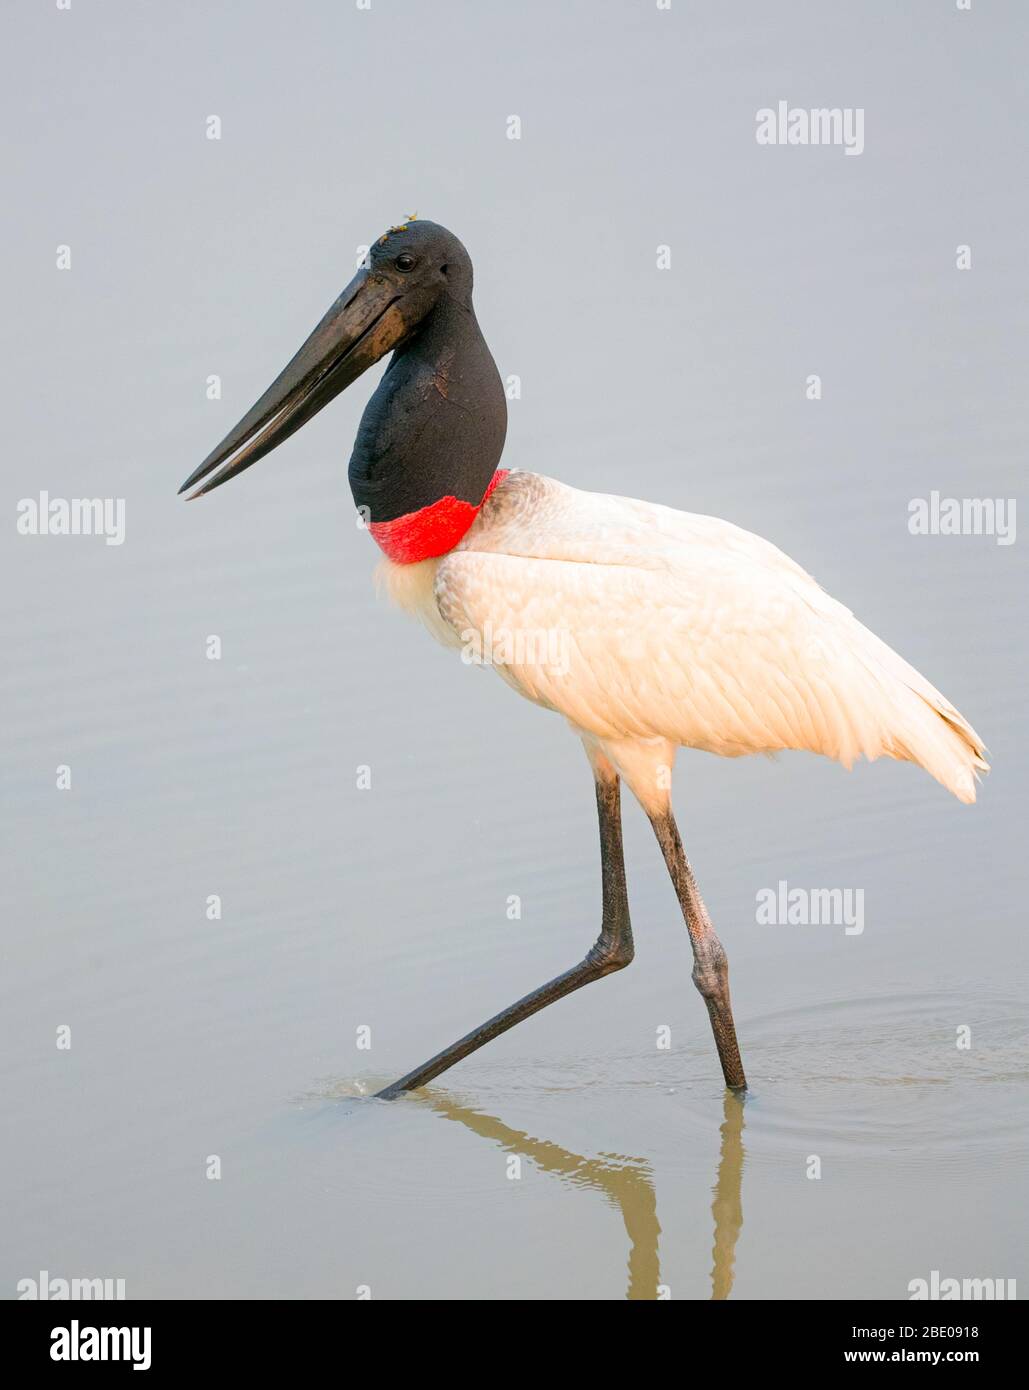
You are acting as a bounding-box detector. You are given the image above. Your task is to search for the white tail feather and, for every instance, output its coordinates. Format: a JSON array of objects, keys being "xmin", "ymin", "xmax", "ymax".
[{"xmin": 850, "ymin": 619, "xmax": 988, "ymax": 803}]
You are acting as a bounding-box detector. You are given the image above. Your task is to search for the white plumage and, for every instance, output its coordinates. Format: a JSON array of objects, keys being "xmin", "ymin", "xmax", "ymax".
[{"xmin": 381, "ymin": 470, "xmax": 987, "ymax": 812}]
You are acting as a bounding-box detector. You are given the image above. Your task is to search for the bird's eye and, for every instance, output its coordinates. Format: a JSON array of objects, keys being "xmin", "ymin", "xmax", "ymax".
[{"xmin": 395, "ymin": 253, "xmax": 416, "ymax": 272}]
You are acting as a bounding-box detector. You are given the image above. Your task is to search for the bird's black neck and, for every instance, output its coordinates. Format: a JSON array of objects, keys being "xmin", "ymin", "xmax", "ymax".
[{"xmin": 348, "ymin": 293, "xmax": 508, "ymax": 553}]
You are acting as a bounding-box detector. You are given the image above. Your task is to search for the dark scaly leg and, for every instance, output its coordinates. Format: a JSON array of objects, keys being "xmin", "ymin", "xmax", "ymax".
[
  {"xmin": 649, "ymin": 810, "xmax": 747, "ymax": 1090},
  {"xmin": 376, "ymin": 771, "xmax": 633, "ymax": 1099}
]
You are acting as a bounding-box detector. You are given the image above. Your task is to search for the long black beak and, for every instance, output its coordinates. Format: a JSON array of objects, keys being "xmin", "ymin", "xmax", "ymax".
[{"xmin": 178, "ymin": 269, "xmax": 409, "ymax": 499}]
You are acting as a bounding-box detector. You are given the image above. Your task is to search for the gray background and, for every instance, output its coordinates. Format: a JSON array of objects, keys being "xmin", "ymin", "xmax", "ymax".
[{"xmin": 2, "ymin": 0, "xmax": 1026, "ymax": 1299}]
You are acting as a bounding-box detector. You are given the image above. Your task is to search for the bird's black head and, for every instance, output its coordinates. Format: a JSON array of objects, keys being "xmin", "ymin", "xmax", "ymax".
[
  {"xmin": 369, "ymin": 218, "xmax": 474, "ymax": 309},
  {"xmin": 178, "ymin": 219, "xmax": 491, "ymax": 501}
]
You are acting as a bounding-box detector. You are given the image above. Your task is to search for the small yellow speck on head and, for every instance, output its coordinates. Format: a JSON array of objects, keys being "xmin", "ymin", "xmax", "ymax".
[{"xmin": 385, "ymin": 213, "xmax": 418, "ymax": 237}]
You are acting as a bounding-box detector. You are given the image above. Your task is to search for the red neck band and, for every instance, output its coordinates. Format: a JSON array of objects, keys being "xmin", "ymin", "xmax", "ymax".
[{"xmin": 367, "ymin": 469, "xmax": 508, "ymax": 564}]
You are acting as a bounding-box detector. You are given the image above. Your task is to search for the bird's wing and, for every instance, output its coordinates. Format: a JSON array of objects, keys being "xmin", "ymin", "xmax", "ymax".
[{"xmin": 427, "ymin": 472, "xmax": 987, "ymax": 802}]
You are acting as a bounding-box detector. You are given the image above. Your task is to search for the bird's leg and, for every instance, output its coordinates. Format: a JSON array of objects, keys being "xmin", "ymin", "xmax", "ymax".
[
  {"xmin": 375, "ymin": 772, "xmax": 634, "ymax": 1100},
  {"xmin": 649, "ymin": 811, "xmax": 747, "ymax": 1091}
]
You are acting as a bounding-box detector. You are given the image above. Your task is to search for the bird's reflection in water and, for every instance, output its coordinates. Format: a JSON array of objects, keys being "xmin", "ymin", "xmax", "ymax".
[
  {"xmin": 710, "ymin": 1092, "xmax": 745, "ymax": 1300},
  {"xmin": 414, "ymin": 1087, "xmax": 745, "ymax": 1300}
]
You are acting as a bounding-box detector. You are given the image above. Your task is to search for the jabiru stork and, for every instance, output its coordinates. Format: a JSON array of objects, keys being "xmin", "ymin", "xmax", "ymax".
[{"xmin": 179, "ymin": 219, "xmax": 988, "ymax": 1098}]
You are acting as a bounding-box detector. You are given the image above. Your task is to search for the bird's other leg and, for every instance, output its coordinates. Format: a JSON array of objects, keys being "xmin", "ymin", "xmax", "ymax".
[
  {"xmin": 649, "ymin": 811, "xmax": 747, "ymax": 1091},
  {"xmin": 375, "ymin": 768, "xmax": 634, "ymax": 1100}
]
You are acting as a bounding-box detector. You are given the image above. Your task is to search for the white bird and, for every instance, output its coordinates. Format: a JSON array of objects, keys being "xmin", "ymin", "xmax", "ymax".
[{"xmin": 181, "ymin": 220, "xmax": 987, "ymax": 1097}]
